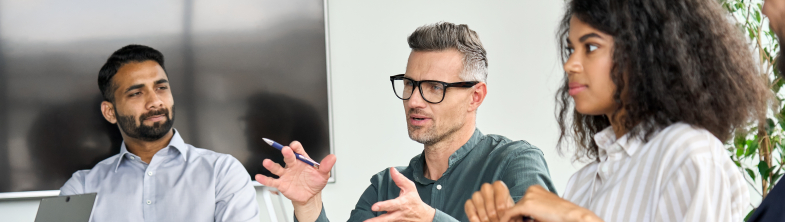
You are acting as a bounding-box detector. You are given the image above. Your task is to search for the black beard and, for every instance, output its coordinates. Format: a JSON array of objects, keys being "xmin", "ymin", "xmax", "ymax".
[{"xmin": 116, "ymin": 105, "xmax": 175, "ymax": 141}]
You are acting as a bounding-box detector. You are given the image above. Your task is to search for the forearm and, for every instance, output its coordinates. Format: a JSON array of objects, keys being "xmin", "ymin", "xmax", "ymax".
[
  {"xmin": 566, "ymin": 208, "xmax": 603, "ymax": 222},
  {"xmin": 294, "ymin": 192, "xmax": 325, "ymax": 222}
]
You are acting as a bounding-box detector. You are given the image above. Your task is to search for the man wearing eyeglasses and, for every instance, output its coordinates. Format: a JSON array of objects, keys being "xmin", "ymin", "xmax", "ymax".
[{"xmin": 255, "ymin": 22, "xmax": 556, "ymax": 222}]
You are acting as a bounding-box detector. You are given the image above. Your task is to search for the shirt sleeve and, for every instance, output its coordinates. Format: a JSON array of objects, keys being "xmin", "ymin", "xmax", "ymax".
[
  {"xmin": 345, "ymin": 179, "xmax": 382, "ymax": 222},
  {"xmin": 214, "ymin": 155, "xmax": 260, "ymax": 222},
  {"xmin": 293, "ymin": 204, "xmax": 330, "ymax": 222},
  {"xmin": 653, "ymin": 148, "xmax": 749, "ymax": 222},
  {"xmin": 432, "ymin": 209, "xmax": 461, "ymax": 222},
  {"xmin": 59, "ymin": 170, "xmax": 87, "ymax": 196},
  {"xmin": 500, "ymin": 148, "xmax": 557, "ymax": 202}
]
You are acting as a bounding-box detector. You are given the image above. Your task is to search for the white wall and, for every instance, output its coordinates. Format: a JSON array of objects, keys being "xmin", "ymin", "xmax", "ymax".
[{"xmin": 0, "ymin": 1, "xmax": 576, "ymax": 221}]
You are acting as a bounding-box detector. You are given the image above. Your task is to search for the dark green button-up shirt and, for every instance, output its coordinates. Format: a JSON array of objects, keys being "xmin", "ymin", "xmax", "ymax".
[{"xmin": 306, "ymin": 128, "xmax": 556, "ymax": 222}]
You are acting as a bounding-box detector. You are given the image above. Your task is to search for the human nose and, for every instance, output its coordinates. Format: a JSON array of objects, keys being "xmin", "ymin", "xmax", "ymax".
[
  {"xmin": 405, "ymin": 84, "xmax": 427, "ymax": 108},
  {"xmin": 563, "ymin": 54, "xmax": 583, "ymax": 76}
]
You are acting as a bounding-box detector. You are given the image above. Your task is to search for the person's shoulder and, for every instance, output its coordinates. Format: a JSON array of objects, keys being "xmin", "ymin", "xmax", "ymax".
[
  {"xmin": 649, "ymin": 123, "xmax": 723, "ymax": 158},
  {"xmin": 60, "ymin": 153, "xmax": 124, "ymax": 195},
  {"xmin": 644, "ymin": 123, "xmax": 735, "ymax": 175},
  {"xmin": 371, "ymin": 166, "xmax": 410, "ymax": 179},
  {"xmin": 484, "ymin": 134, "xmax": 543, "ymax": 157},
  {"xmin": 185, "ymin": 145, "xmax": 246, "ymax": 174},
  {"xmin": 368, "ymin": 165, "xmax": 411, "ymax": 185},
  {"xmin": 77, "ymin": 153, "xmax": 125, "ymax": 176},
  {"xmin": 187, "ymin": 145, "xmax": 240, "ymax": 163}
]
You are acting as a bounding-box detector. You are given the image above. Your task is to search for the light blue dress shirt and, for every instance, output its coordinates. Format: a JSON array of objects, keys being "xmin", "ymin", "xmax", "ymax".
[{"xmin": 60, "ymin": 129, "xmax": 259, "ymax": 222}]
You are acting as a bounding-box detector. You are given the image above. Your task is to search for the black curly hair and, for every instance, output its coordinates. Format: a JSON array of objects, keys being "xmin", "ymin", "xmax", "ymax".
[{"xmin": 556, "ymin": 0, "xmax": 770, "ymax": 162}]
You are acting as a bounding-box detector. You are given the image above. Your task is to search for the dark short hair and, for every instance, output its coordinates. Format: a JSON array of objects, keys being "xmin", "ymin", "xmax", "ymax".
[{"xmin": 98, "ymin": 44, "xmax": 166, "ymax": 102}]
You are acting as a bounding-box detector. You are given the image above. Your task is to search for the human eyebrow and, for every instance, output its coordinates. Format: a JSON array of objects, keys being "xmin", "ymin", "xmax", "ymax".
[
  {"xmin": 154, "ymin": 79, "xmax": 169, "ymax": 85},
  {"xmin": 579, "ymin": 33, "xmax": 602, "ymax": 42},
  {"xmin": 124, "ymin": 84, "xmax": 144, "ymax": 93}
]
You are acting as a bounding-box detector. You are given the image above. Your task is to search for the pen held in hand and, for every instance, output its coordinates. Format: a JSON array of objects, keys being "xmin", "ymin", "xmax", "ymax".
[{"xmin": 262, "ymin": 138, "xmax": 320, "ymax": 169}]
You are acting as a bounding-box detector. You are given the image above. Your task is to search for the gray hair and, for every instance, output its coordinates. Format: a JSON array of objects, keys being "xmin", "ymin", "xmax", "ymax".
[{"xmin": 407, "ymin": 22, "xmax": 488, "ymax": 82}]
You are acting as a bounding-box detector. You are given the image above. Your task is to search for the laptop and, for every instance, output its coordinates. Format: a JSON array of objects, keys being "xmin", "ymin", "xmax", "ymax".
[{"xmin": 34, "ymin": 193, "xmax": 96, "ymax": 222}]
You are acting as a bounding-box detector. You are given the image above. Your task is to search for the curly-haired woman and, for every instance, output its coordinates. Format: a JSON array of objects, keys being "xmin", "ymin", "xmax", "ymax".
[{"xmin": 464, "ymin": 0, "xmax": 770, "ymax": 221}]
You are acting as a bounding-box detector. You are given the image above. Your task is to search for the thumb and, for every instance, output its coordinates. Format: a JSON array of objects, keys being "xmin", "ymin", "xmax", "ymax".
[
  {"xmin": 389, "ymin": 167, "xmax": 416, "ymax": 193},
  {"xmin": 318, "ymin": 154, "xmax": 337, "ymax": 175}
]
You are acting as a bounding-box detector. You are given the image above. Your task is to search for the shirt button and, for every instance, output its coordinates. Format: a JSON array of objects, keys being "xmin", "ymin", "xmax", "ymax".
[
  {"xmin": 129, "ymin": 156, "xmax": 135, "ymax": 160},
  {"xmin": 146, "ymin": 200, "xmax": 152, "ymax": 205},
  {"xmin": 601, "ymin": 165, "xmax": 609, "ymax": 173},
  {"xmin": 436, "ymin": 184, "xmax": 442, "ymax": 190},
  {"xmin": 147, "ymin": 172, "xmax": 153, "ymax": 176}
]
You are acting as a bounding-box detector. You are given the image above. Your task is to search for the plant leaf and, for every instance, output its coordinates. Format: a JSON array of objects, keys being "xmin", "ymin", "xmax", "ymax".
[
  {"xmin": 747, "ymin": 168, "xmax": 757, "ymax": 180},
  {"xmin": 746, "ymin": 139, "xmax": 759, "ymax": 158},
  {"xmin": 770, "ymin": 170, "xmax": 782, "ymax": 189},
  {"xmin": 756, "ymin": 10, "xmax": 762, "ymax": 23},
  {"xmin": 759, "ymin": 161, "xmax": 772, "ymax": 179}
]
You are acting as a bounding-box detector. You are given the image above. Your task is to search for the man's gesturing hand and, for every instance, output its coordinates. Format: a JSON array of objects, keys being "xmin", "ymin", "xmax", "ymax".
[
  {"xmin": 255, "ymin": 141, "xmax": 336, "ymax": 222},
  {"xmin": 364, "ymin": 167, "xmax": 435, "ymax": 222}
]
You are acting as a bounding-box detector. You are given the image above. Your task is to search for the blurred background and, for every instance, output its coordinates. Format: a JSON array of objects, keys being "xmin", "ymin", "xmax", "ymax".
[{"xmin": 0, "ymin": 0, "xmax": 331, "ymax": 193}]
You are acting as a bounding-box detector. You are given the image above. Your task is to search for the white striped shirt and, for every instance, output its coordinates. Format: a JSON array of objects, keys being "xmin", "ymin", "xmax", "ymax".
[{"xmin": 562, "ymin": 123, "xmax": 749, "ymax": 221}]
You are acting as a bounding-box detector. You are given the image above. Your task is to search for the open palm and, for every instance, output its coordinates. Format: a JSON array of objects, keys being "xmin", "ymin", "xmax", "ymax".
[{"xmin": 255, "ymin": 141, "xmax": 337, "ymax": 205}]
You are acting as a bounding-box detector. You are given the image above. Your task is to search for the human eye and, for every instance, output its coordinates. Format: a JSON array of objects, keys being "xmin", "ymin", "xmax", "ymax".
[{"xmin": 587, "ymin": 44, "xmax": 598, "ymax": 52}]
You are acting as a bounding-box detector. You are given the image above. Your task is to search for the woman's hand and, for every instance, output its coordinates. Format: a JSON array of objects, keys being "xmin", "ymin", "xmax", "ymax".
[
  {"xmin": 499, "ymin": 185, "xmax": 603, "ymax": 222},
  {"xmin": 464, "ymin": 181, "xmax": 520, "ymax": 222}
]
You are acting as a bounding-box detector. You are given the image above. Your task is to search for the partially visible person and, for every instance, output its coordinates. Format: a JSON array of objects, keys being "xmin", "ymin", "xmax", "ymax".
[
  {"xmin": 465, "ymin": 0, "xmax": 768, "ymax": 221},
  {"xmin": 764, "ymin": 0, "xmax": 785, "ymax": 75},
  {"xmin": 60, "ymin": 44, "xmax": 259, "ymax": 222},
  {"xmin": 747, "ymin": 1, "xmax": 785, "ymax": 221},
  {"xmin": 255, "ymin": 22, "xmax": 556, "ymax": 222}
]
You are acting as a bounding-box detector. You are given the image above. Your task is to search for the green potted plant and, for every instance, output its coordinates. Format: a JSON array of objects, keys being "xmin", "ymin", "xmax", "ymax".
[{"xmin": 722, "ymin": 0, "xmax": 783, "ymax": 220}]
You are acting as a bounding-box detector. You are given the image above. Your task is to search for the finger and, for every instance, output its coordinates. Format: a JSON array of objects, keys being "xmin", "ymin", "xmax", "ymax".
[
  {"xmin": 472, "ymin": 192, "xmax": 490, "ymax": 222},
  {"xmin": 262, "ymin": 159, "xmax": 285, "ymax": 176},
  {"xmin": 389, "ymin": 167, "xmax": 416, "ymax": 193},
  {"xmin": 288, "ymin": 141, "xmax": 312, "ymax": 159},
  {"xmin": 371, "ymin": 198, "xmax": 402, "ymax": 212},
  {"xmin": 255, "ymin": 174, "xmax": 280, "ymax": 188},
  {"xmin": 363, "ymin": 211, "xmax": 402, "ymax": 222},
  {"xmin": 281, "ymin": 146, "xmax": 299, "ymax": 167},
  {"xmin": 465, "ymin": 199, "xmax": 481, "ymax": 222},
  {"xmin": 318, "ymin": 154, "xmax": 337, "ymax": 175},
  {"xmin": 499, "ymin": 204, "xmax": 534, "ymax": 222},
  {"xmin": 492, "ymin": 181, "xmax": 513, "ymax": 217},
  {"xmin": 480, "ymin": 183, "xmax": 499, "ymax": 222}
]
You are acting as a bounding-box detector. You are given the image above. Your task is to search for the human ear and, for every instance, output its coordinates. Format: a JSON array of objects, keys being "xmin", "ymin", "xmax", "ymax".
[{"xmin": 101, "ymin": 101, "xmax": 117, "ymax": 124}]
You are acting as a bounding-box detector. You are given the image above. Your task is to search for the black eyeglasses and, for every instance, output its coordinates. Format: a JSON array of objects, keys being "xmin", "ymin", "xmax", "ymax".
[{"xmin": 389, "ymin": 74, "xmax": 479, "ymax": 104}]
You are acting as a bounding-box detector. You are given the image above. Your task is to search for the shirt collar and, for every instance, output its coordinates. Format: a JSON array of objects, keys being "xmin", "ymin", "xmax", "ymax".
[
  {"xmin": 594, "ymin": 126, "xmax": 649, "ymax": 160},
  {"xmin": 410, "ymin": 128, "xmax": 485, "ymax": 185},
  {"xmin": 114, "ymin": 129, "xmax": 188, "ymax": 172}
]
